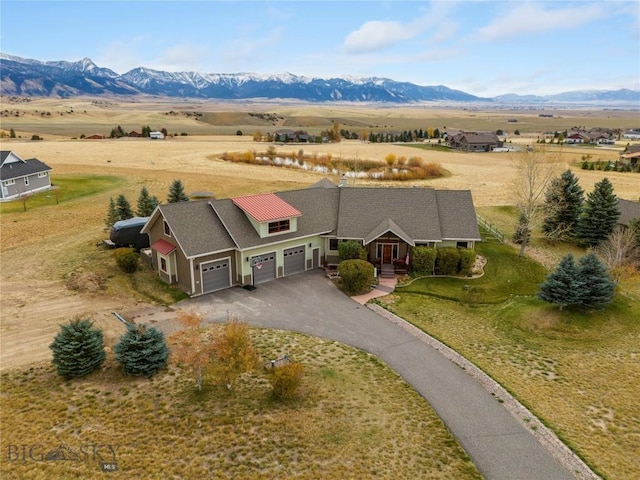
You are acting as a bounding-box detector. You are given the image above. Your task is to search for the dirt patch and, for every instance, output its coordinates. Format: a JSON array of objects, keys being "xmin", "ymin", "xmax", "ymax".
[{"xmin": 65, "ymin": 271, "xmax": 106, "ymax": 293}]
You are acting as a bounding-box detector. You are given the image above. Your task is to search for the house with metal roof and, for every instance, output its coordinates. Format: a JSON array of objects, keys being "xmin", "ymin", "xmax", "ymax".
[
  {"xmin": 141, "ymin": 180, "xmax": 481, "ymax": 296},
  {"xmin": 0, "ymin": 151, "xmax": 52, "ymax": 201}
]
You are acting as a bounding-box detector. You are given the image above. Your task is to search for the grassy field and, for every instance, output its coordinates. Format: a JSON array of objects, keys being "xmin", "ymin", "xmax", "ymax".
[
  {"xmin": 1, "ymin": 100, "xmax": 639, "ymax": 478},
  {"xmin": 381, "ymin": 236, "xmax": 640, "ymax": 480},
  {"xmin": 0, "ymin": 328, "xmax": 480, "ymax": 480}
]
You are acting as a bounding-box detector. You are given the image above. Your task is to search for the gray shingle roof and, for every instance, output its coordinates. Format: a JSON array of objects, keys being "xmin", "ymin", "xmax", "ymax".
[
  {"xmin": 618, "ymin": 198, "xmax": 640, "ymax": 227},
  {"xmin": 157, "ymin": 200, "xmax": 237, "ymax": 258},
  {"xmin": 154, "ymin": 182, "xmax": 480, "ymax": 258},
  {"xmin": 0, "ymin": 155, "xmax": 52, "ymax": 181}
]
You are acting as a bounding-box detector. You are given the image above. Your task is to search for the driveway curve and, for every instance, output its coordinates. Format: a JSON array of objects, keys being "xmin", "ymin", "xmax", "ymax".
[{"xmin": 142, "ymin": 270, "xmax": 578, "ymax": 480}]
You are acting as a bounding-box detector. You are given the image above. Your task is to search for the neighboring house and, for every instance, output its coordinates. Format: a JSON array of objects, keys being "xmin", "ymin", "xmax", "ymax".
[
  {"xmin": 619, "ymin": 144, "xmax": 640, "ymax": 168},
  {"xmin": 85, "ymin": 134, "xmax": 104, "ymax": 140},
  {"xmin": 617, "ymin": 198, "xmax": 640, "ymax": 228},
  {"xmin": 128, "ymin": 131, "xmax": 142, "ymax": 138},
  {"xmin": 447, "ymin": 132, "xmax": 502, "ymax": 152},
  {"xmin": 566, "ymin": 133, "xmax": 589, "ymax": 144},
  {"xmin": 150, "ymin": 131, "xmax": 165, "ymax": 139},
  {"xmin": 622, "ymin": 129, "xmax": 640, "ymax": 140},
  {"xmin": 141, "ymin": 180, "xmax": 481, "ymax": 296},
  {"xmin": 0, "ymin": 151, "xmax": 52, "ymax": 201}
]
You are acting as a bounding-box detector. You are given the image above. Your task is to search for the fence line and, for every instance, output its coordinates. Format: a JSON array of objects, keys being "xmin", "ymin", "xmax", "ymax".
[{"xmin": 476, "ymin": 214, "xmax": 505, "ymax": 243}]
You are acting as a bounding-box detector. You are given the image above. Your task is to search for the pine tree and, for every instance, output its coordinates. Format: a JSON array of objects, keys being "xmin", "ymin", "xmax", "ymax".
[
  {"xmin": 577, "ymin": 253, "xmax": 616, "ymax": 309},
  {"xmin": 115, "ymin": 324, "xmax": 170, "ymax": 377},
  {"xmin": 167, "ymin": 179, "xmax": 189, "ymax": 203},
  {"xmin": 49, "ymin": 318, "xmax": 106, "ymax": 379},
  {"xmin": 10, "ymin": 128, "xmax": 16, "ymax": 138},
  {"xmin": 136, "ymin": 187, "xmax": 159, "ymax": 217},
  {"xmin": 105, "ymin": 197, "xmax": 120, "ymax": 230},
  {"xmin": 542, "ymin": 170, "xmax": 584, "ymax": 240},
  {"xmin": 115, "ymin": 194, "xmax": 134, "ymax": 220},
  {"xmin": 576, "ymin": 178, "xmax": 620, "ymax": 247},
  {"xmin": 537, "ymin": 254, "xmax": 584, "ymax": 310}
]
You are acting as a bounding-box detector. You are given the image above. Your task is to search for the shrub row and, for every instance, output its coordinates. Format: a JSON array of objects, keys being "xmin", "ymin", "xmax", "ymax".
[{"xmin": 410, "ymin": 246, "xmax": 476, "ymax": 277}]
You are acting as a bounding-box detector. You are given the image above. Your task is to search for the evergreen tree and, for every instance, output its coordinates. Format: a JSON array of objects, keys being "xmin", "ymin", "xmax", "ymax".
[
  {"xmin": 115, "ymin": 324, "xmax": 170, "ymax": 377},
  {"xmin": 136, "ymin": 186, "xmax": 159, "ymax": 217},
  {"xmin": 49, "ymin": 318, "xmax": 106, "ymax": 379},
  {"xmin": 105, "ymin": 196, "xmax": 120, "ymax": 230},
  {"xmin": 167, "ymin": 179, "xmax": 189, "ymax": 203},
  {"xmin": 576, "ymin": 178, "xmax": 620, "ymax": 247},
  {"xmin": 10, "ymin": 128, "xmax": 16, "ymax": 138},
  {"xmin": 115, "ymin": 194, "xmax": 134, "ymax": 220},
  {"xmin": 577, "ymin": 253, "xmax": 616, "ymax": 309},
  {"xmin": 537, "ymin": 254, "xmax": 584, "ymax": 310},
  {"xmin": 542, "ymin": 170, "xmax": 584, "ymax": 240},
  {"xmin": 141, "ymin": 125, "xmax": 151, "ymax": 137}
]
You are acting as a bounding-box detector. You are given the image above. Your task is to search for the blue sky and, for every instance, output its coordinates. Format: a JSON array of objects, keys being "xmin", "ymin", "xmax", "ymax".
[{"xmin": 1, "ymin": 1, "xmax": 638, "ymax": 97}]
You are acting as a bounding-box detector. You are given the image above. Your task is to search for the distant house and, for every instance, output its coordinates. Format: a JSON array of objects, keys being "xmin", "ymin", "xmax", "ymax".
[
  {"xmin": 448, "ymin": 132, "xmax": 502, "ymax": 152},
  {"xmin": 273, "ymin": 129, "xmax": 310, "ymax": 143},
  {"xmin": 622, "ymin": 129, "xmax": 640, "ymax": 140},
  {"xmin": 141, "ymin": 180, "xmax": 481, "ymax": 296},
  {"xmin": 129, "ymin": 131, "xmax": 142, "ymax": 138},
  {"xmin": 619, "ymin": 144, "xmax": 640, "ymax": 168},
  {"xmin": 565, "ymin": 133, "xmax": 589, "ymax": 144},
  {"xmin": 617, "ymin": 198, "xmax": 640, "ymax": 228},
  {"xmin": 85, "ymin": 134, "xmax": 104, "ymax": 140},
  {"xmin": 150, "ymin": 131, "xmax": 165, "ymax": 139},
  {"xmin": 1, "ymin": 151, "xmax": 52, "ymax": 201}
]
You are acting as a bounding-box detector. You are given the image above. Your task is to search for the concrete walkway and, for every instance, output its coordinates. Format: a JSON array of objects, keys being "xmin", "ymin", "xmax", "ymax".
[
  {"xmin": 134, "ymin": 270, "xmax": 590, "ymax": 480},
  {"xmin": 351, "ymin": 275, "xmax": 397, "ymax": 304}
]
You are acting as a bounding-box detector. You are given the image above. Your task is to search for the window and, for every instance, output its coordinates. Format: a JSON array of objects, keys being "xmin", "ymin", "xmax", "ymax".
[
  {"xmin": 163, "ymin": 220, "xmax": 171, "ymax": 237},
  {"xmin": 160, "ymin": 257, "xmax": 167, "ymax": 273},
  {"xmin": 24, "ymin": 177, "xmax": 29, "ymax": 186},
  {"xmin": 38, "ymin": 172, "xmax": 48, "ymax": 178},
  {"xmin": 329, "ymin": 239, "xmax": 339, "ymax": 251},
  {"xmin": 456, "ymin": 241, "xmax": 468, "ymax": 248},
  {"xmin": 268, "ymin": 219, "xmax": 290, "ymax": 234},
  {"xmin": 4, "ymin": 179, "xmax": 15, "ymax": 186}
]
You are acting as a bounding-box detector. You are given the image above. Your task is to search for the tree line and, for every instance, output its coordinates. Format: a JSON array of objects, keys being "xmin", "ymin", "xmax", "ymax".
[{"xmin": 105, "ymin": 179, "xmax": 189, "ymax": 229}]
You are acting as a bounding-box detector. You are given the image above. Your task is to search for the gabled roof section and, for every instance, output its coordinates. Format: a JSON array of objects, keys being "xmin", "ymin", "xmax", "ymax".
[
  {"xmin": 232, "ymin": 193, "xmax": 302, "ymax": 222},
  {"xmin": 147, "ymin": 200, "xmax": 237, "ymax": 258},
  {"xmin": 363, "ymin": 218, "xmax": 415, "ymax": 246},
  {"xmin": 0, "ymin": 153, "xmax": 52, "ymax": 181},
  {"xmin": 336, "ymin": 187, "xmax": 443, "ymax": 242},
  {"xmin": 213, "ymin": 187, "xmax": 339, "ymax": 250},
  {"xmin": 309, "ymin": 178, "xmax": 337, "ymax": 189},
  {"xmin": 435, "ymin": 190, "xmax": 482, "ymax": 241},
  {"xmin": 618, "ymin": 198, "xmax": 640, "ymax": 227},
  {"xmin": 152, "ymin": 239, "xmax": 177, "ymax": 255}
]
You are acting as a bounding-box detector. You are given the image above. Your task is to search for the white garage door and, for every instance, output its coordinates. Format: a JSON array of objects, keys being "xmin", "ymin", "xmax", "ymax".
[
  {"xmin": 284, "ymin": 246, "xmax": 306, "ymax": 276},
  {"xmin": 201, "ymin": 259, "xmax": 231, "ymax": 293},
  {"xmin": 252, "ymin": 253, "xmax": 276, "ymax": 285}
]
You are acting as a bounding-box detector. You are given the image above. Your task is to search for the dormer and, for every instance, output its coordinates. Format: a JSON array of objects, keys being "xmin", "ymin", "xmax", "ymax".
[
  {"xmin": 232, "ymin": 193, "xmax": 302, "ymax": 238},
  {"xmin": 0, "ymin": 151, "xmax": 26, "ymax": 167}
]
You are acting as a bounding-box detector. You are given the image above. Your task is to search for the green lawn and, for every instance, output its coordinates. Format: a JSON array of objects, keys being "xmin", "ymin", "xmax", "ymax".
[
  {"xmin": 0, "ymin": 175, "xmax": 126, "ymax": 214},
  {"xmin": 381, "ymin": 237, "xmax": 640, "ymax": 480}
]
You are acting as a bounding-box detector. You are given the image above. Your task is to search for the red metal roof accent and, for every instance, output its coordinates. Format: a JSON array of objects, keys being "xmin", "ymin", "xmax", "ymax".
[
  {"xmin": 151, "ymin": 239, "xmax": 176, "ymax": 255},
  {"xmin": 232, "ymin": 193, "xmax": 302, "ymax": 222}
]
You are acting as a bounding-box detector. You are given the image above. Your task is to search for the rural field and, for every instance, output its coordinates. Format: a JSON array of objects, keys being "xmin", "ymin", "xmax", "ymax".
[{"xmin": 1, "ymin": 97, "xmax": 639, "ymax": 478}]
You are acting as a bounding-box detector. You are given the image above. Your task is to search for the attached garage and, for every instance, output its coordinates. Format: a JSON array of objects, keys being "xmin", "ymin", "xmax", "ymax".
[
  {"xmin": 283, "ymin": 246, "xmax": 306, "ymax": 276},
  {"xmin": 252, "ymin": 253, "xmax": 276, "ymax": 285},
  {"xmin": 201, "ymin": 258, "xmax": 231, "ymax": 293}
]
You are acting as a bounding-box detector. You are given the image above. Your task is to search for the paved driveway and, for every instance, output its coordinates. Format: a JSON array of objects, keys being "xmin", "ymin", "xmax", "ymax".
[{"xmin": 145, "ymin": 270, "xmax": 577, "ymax": 480}]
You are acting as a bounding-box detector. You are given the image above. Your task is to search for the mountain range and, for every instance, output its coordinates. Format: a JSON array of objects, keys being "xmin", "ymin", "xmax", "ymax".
[{"xmin": 1, "ymin": 53, "xmax": 638, "ymax": 105}]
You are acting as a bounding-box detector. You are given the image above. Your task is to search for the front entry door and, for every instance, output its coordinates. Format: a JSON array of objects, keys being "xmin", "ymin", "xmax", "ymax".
[{"xmin": 382, "ymin": 244, "xmax": 392, "ymax": 263}]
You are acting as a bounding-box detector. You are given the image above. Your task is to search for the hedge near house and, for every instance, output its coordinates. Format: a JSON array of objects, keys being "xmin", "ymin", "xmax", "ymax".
[
  {"xmin": 435, "ymin": 248, "xmax": 460, "ymax": 275},
  {"xmin": 338, "ymin": 259, "xmax": 374, "ymax": 295},
  {"xmin": 338, "ymin": 240, "xmax": 367, "ymax": 261},
  {"xmin": 410, "ymin": 246, "xmax": 437, "ymax": 276},
  {"xmin": 458, "ymin": 248, "xmax": 477, "ymax": 276}
]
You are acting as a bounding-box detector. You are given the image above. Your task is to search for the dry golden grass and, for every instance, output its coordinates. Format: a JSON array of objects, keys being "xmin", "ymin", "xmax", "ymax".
[{"xmin": 0, "ymin": 328, "xmax": 480, "ymax": 479}]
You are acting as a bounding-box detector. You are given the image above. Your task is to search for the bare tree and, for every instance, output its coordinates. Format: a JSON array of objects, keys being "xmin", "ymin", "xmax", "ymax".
[
  {"xmin": 511, "ymin": 148, "xmax": 559, "ymax": 256},
  {"xmin": 594, "ymin": 226, "xmax": 640, "ymax": 280},
  {"xmin": 171, "ymin": 310, "xmax": 215, "ymax": 391}
]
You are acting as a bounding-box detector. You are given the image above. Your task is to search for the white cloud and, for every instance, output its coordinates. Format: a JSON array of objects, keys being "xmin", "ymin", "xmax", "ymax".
[
  {"xmin": 344, "ymin": 20, "xmax": 417, "ymax": 53},
  {"xmin": 220, "ymin": 27, "xmax": 284, "ymax": 69},
  {"xmin": 154, "ymin": 44, "xmax": 209, "ymax": 72},
  {"xmin": 477, "ymin": 2, "xmax": 604, "ymax": 41},
  {"xmin": 344, "ymin": 2, "xmax": 460, "ymax": 54}
]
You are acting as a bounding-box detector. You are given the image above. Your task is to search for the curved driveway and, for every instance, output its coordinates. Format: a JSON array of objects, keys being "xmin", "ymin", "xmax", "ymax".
[{"xmin": 148, "ymin": 270, "xmax": 577, "ymax": 480}]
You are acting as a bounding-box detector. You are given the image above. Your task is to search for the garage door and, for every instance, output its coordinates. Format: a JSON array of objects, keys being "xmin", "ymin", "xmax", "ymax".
[
  {"xmin": 201, "ymin": 259, "xmax": 231, "ymax": 293},
  {"xmin": 284, "ymin": 246, "xmax": 306, "ymax": 276},
  {"xmin": 252, "ymin": 253, "xmax": 276, "ymax": 285}
]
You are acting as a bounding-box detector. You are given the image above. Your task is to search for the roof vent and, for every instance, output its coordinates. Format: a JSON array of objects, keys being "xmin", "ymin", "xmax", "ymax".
[{"xmin": 339, "ymin": 175, "xmax": 348, "ymax": 187}]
